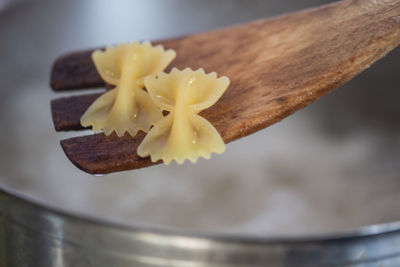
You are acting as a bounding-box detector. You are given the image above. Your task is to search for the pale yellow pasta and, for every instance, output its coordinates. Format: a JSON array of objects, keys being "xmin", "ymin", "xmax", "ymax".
[
  {"xmin": 137, "ymin": 68, "xmax": 230, "ymax": 164},
  {"xmin": 81, "ymin": 42, "xmax": 176, "ymax": 137}
]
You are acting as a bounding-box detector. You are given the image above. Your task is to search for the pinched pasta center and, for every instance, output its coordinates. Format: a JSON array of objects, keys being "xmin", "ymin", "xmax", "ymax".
[
  {"xmin": 137, "ymin": 68, "xmax": 230, "ymax": 164},
  {"xmin": 80, "ymin": 42, "xmax": 176, "ymax": 137}
]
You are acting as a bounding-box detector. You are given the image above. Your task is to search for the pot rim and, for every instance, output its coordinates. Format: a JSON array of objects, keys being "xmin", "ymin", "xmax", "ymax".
[{"xmin": 2, "ymin": 183, "xmax": 400, "ymax": 245}]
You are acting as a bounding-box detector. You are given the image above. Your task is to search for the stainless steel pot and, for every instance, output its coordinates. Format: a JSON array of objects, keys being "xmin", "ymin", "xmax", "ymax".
[
  {"xmin": 2, "ymin": 187, "xmax": 400, "ymax": 266},
  {"xmin": 1, "ymin": 0, "xmax": 400, "ymax": 266}
]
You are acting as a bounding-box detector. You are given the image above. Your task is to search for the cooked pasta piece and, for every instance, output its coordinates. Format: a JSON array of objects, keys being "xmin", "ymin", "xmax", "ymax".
[
  {"xmin": 137, "ymin": 68, "xmax": 230, "ymax": 164},
  {"xmin": 81, "ymin": 42, "xmax": 176, "ymax": 137}
]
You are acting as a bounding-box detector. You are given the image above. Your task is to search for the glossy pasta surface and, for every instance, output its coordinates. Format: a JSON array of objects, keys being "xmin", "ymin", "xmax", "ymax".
[
  {"xmin": 81, "ymin": 42, "xmax": 176, "ymax": 137},
  {"xmin": 138, "ymin": 68, "xmax": 230, "ymax": 164}
]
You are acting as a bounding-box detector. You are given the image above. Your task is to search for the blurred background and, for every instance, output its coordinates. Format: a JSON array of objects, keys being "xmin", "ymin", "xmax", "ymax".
[{"xmin": 0, "ymin": 0, "xmax": 399, "ymax": 237}]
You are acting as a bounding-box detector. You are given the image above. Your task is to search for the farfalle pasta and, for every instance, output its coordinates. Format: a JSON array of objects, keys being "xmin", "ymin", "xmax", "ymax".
[
  {"xmin": 81, "ymin": 42, "xmax": 176, "ymax": 137},
  {"xmin": 137, "ymin": 68, "xmax": 230, "ymax": 164}
]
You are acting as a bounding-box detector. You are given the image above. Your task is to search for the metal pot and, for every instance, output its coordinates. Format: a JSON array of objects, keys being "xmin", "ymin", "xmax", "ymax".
[
  {"xmin": 1, "ymin": 0, "xmax": 399, "ymax": 266},
  {"xmin": 1, "ymin": 187, "xmax": 400, "ymax": 266}
]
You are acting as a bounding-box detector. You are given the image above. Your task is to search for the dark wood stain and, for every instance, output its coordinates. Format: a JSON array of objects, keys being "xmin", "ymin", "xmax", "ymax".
[{"xmin": 275, "ymin": 96, "xmax": 288, "ymax": 104}]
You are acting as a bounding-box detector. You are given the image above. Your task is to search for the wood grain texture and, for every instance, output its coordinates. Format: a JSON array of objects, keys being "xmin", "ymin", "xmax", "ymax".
[
  {"xmin": 51, "ymin": 93, "xmax": 103, "ymax": 131},
  {"xmin": 50, "ymin": 50, "xmax": 105, "ymax": 91},
  {"xmin": 51, "ymin": 0, "xmax": 400, "ymax": 174},
  {"xmin": 61, "ymin": 132, "xmax": 160, "ymax": 174}
]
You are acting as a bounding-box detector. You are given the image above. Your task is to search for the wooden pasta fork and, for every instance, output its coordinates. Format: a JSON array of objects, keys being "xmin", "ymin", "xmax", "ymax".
[{"xmin": 50, "ymin": 0, "xmax": 400, "ymax": 174}]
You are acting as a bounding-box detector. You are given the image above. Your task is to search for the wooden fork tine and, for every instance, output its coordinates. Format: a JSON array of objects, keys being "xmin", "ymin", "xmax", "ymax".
[
  {"xmin": 49, "ymin": 38, "xmax": 178, "ymax": 91},
  {"xmin": 51, "ymin": 93, "xmax": 103, "ymax": 131},
  {"xmin": 50, "ymin": 49, "xmax": 105, "ymax": 91},
  {"xmin": 61, "ymin": 132, "xmax": 159, "ymax": 174}
]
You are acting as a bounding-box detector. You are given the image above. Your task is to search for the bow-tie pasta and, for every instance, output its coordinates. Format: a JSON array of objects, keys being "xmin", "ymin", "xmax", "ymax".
[
  {"xmin": 137, "ymin": 68, "xmax": 230, "ymax": 164},
  {"xmin": 81, "ymin": 42, "xmax": 176, "ymax": 137}
]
